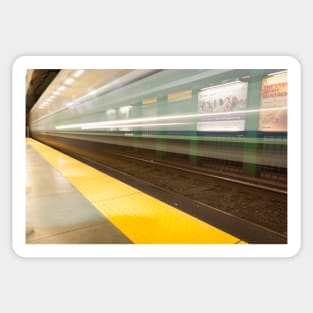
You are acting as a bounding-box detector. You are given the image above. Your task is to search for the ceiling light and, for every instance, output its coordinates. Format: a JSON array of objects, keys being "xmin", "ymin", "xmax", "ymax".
[
  {"xmin": 58, "ymin": 85, "xmax": 66, "ymax": 91},
  {"xmin": 64, "ymin": 78, "xmax": 75, "ymax": 85},
  {"xmin": 267, "ymin": 70, "xmax": 287, "ymax": 76},
  {"xmin": 73, "ymin": 70, "xmax": 85, "ymax": 78},
  {"xmin": 88, "ymin": 90, "xmax": 97, "ymax": 96},
  {"xmin": 200, "ymin": 80, "xmax": 241, "ymax": 91}
]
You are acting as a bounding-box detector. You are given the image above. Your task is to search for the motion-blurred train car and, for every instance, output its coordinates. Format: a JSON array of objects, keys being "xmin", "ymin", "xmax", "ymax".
[{"xmin": 29, "ymin": 69, "xmax": 288, "ymax": 180}]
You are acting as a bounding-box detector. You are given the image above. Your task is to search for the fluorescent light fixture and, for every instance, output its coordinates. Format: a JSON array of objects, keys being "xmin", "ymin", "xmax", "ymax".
[
  {"xmin": 73, "ymin": 69, "xmax": 85, "ymax": 78},
  {"xmin": 66, "ymin": 102, "xmax": 74, "ymax": 107},
  {"xmin": 88, "ymin": 89, "xmax": 97, "ymax": 96},
  {"xmin": 267, "ymin": 70, "xmax": 287, "ymax": 76},
  {"xmin": 55, "ymin": 107, "xmax": 287, "ymax": 130},
  {"xmin": 58, "ymin": 85, "xmax": 66, "ymax": 91},
  {"xmin": 200, "ymin": 80, "xmax": 241, "ymax": 91},
  {"xmin": 64, "ymin": 78, "xmax": 75, "ymax": 85}
]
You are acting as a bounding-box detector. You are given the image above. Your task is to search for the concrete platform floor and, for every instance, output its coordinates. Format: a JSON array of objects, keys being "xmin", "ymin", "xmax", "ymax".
[{"xmin": 26, "ymin": 142, "xmax": 132, "ymax": 244}]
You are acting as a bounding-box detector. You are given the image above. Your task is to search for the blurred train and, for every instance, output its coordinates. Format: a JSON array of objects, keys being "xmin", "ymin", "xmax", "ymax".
[{"xmin": 29, "ymin": 68, "xmax": 288, "ymax": 180}]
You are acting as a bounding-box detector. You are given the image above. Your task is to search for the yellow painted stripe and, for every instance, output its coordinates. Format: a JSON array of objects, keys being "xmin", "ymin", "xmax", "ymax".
[
  {"xmin": 168, "ymin": 90, "xmax": 192, "ymax": 102},
  {"xmin": 142, "ymin": 97, "xmax": 157, "ymax": 105},
  {"xmin": 27, "ymin": 138, "xmax": 241, "ymax": 244}
]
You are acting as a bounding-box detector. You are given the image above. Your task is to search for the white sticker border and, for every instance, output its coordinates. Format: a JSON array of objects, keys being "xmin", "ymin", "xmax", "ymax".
[{"xmin": 12, "ymin": 56, "xmax": 301, "ymax": 258}]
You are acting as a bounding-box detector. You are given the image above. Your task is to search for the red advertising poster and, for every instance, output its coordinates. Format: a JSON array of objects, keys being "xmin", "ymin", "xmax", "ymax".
[{"xmin": 258, "ymin": 72, "xmax": 288, "ymax": 132}]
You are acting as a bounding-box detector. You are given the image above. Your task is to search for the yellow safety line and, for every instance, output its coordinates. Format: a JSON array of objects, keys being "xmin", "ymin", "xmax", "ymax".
[{"xmin": 27, "ymin": 138, "xmax": 244, "ymax": 244}]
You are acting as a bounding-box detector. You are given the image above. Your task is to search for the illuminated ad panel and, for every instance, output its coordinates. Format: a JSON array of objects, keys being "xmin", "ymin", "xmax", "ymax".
[
  {"xmin": 197, "ymin": 81, "xmax": 248, "ymax": 131},
  {"xmin": 258, "ymin": 72, "xmax": 288, "ymax": 132}
]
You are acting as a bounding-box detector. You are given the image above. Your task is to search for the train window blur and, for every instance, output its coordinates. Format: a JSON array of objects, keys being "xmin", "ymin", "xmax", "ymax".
[
  {"xmin": 118, "ymin": 105, "xmax": 133, "ymax": 131},
  {"xmin": 30, "ymin": 69, "xmax": 288, "ymax": 179}
]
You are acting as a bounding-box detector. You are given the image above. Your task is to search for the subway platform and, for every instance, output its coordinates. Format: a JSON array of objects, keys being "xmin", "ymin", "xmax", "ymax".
[
  {"xmin": 26, "ymin": 138, "xmax": 245, "ymax": 244},
  {"xmin": 26, "ymin": 139, "xmax": 131, "ymax": 243}
]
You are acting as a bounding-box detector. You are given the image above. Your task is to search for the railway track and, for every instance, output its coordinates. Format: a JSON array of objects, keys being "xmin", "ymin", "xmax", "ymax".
[{"xmin": 106, "ymin": 150, "xmax": 287, "ymax": 195}]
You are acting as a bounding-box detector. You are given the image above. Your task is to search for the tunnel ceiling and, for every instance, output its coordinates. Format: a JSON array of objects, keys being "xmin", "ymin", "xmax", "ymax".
[{"xmin": 26, "ymin": 69, "xmax": 60, "ymax": 114}]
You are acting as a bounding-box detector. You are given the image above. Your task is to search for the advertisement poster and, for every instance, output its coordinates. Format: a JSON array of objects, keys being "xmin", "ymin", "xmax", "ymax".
[
  {"xmin": 197, "ymin": 81, "xmax": 248, "ymax": 131},
  {"xmin": 258, "ymin": 72, "xmax": 288, "ymax": 132}
]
